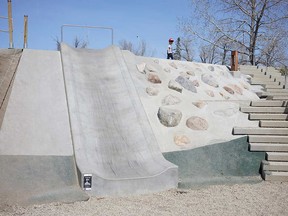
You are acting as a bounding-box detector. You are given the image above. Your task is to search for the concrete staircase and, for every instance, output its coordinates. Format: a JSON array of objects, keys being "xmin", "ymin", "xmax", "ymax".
[{"xmin": 234, "ymin": 65, "xmax": 288, "ymax": 181}]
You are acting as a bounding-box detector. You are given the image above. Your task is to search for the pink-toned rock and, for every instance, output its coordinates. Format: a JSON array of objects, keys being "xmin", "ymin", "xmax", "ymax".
[
  {"xmin": 147, "ymin": 72, "xmax": 161, "ymax": 84},
  {"xmin": 223, "ymin": 86, "xmax": 235, "ymax": 95},
  {"xmin": 186, "ymin": 116, "xmax": 209, "ymax": 130},
  {"xmin": 191, "ymin": 80, "xmax": 199, "ymax": 87},
  {"xmin": 192, "ymin": 101, "xmax": 207, "ymax": 109},
  {"xmin": 205, "ymin": 90, "xmax": 215, "ymax": 97},
  {"xmin": 230, "ymin": 84, "xmax": 243, "ymax": 95},
  {"xmin": 174, "ymin": 135, "xmax": 190, "ymax": 146}
]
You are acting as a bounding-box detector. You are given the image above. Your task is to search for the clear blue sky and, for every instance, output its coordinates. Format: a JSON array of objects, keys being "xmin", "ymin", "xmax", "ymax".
[{"xmin": 0, "ymin": 0, "xmax": 192, "ymax": 58}]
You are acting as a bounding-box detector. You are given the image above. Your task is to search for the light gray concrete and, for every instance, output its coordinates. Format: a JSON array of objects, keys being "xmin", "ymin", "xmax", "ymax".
[
  {"xmin": 0, "ymin": 49, "xmax": 22, "ymax": 128},
  {"xmin": 260, "ymin": 120, "xmax": 288, "ymax": 128},
  {"xmin": 0, "ymin": 49, "xmax": 73, "ymax": 156},
  {"xmin": 266, "ymin": 152, "xmax": 288, "ymax": 161},
  {"xmin": 249, "ymin": 143, "xmax": 288, "ymax": 152},
  {"xmin": 249, "ymin": 113, "xmax": 288, "ymax": 120},
  {"xmin": 241, "ymin": 106, "xmax": 287, "ymax": 113},
  {"xmin": 60, "ymin": 44, "xmax": 178, "ymax": 196},
  {"xmin": 251, "ymin": 100, "xmax": 287, "ymax": 107},
  {"xmin": 0, "ymin": 49, "xmax": 88, "ymax": 204},
  {"xmin": 249, "ymin": 135, "xmax": 288, "ymax": 143},
  {"xmin": 263, "ymin": 171, "xmax": 288, "ymax": 181},
  {"xmin": 262, "ymin": 161, "xmax": 288, "ymax": 171},
  {"xmin": 233, "ymin": 127, "xmax": 288, "ymax": 135}
]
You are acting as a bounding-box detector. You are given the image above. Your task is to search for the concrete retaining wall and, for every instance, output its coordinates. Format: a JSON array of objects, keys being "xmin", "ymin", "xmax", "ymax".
[{"xmin": 164, "ymin": 137, "xmax": 265, "ymax": 188}]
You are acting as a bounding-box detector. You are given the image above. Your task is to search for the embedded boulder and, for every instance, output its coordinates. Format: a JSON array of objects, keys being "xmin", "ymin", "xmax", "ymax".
[
  {"xmin": 162, "ymin": 94, "xmax": 181, "ymax": 105},
  {"xmin": 169, "ymin": 62, "xmax": 178, "ymax": 69},
  {"xmin": 175, "ymin": 76, "xmax": 197, "ymax": 93},
  {"xmin": 208, "ymin": 65, "xmax": 215, "ymax": 71},
  {"xmin": 205, "ymin": 90, "xmax": 215, "ymax": 97},
  {"xmin": 157, "ymin": 107, "xmax": 182, "ymax": 127},
  {"xmin": 174, "ymin": 135, "xmax": 190, "ymax": 146},
  {"xmin": 230, "ymin": 84, "xmax": 243, "ymax": 95},
  {"xmin": 201, "ymin": 74, "xmax": 219, "ymax": 88},
  {"xmin": 186, "ymin": 116, "xmax": 209, "ymax": 130},
  {"xmin": 168, "ymin": 80, "xmax": 183, "ymax": 93},
  {"xmin": 223, "ymin": 86, "xmax": 235, "ymax": 95},
  {"xmin": 186, "ymin": 71, "xmax": 195, "ymax": 76},
  {"xmin": 136, "ymin": 63, "xmax": 146, "ymax": 74},
  {"xmin": 192, "ymin": 101, "xmax": 207, "ymax": 109},
  {"xmin": 146, "ymin": 87, "xmax": 159, "ymax": 96},
  {"xmin": 147, "ymin": 72, "xmax": 161, "ymax": 84},
  {"xmin": 144, "ymin": 64, "xmax": 158, "ymax": 73}
]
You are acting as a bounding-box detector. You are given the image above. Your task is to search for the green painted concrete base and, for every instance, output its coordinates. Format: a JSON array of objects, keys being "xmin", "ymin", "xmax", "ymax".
[
  {"xmin": 0, "ymin": 155, "xmax": 89, "ymax": 205},
  {"xmin": 163, "ymin": 137, "xmax": 265, "ymax": 188}
]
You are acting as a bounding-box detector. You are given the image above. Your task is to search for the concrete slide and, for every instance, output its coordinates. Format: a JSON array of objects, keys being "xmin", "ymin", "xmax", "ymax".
[
  {"xmin": 0, "ymin": 49, "xmax": 88, "ymax": 205},
  {"xmin": 61, "ymin": 43, "xmax": 178, "ymax": 196}
]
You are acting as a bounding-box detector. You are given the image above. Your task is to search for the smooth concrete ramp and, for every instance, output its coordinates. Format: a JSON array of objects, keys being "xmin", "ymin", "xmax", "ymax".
[
  {"xmin": 60, "ymin": 43, "xmax": 178, "ymax": 196},
  {"xmin": 0, "ymin": 49, "xmax": 88, "ymax": 205},
  {"xmin": 0, "ymin": 49, "xmax": 22, "ymax": 128}
]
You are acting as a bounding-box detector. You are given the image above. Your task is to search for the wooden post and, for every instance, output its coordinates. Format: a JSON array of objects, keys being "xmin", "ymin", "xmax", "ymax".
[
  {"xmin": 7, "ymin": 0, "xmax": 13, "ymax": 48},
  {"xmin": 23, "ymin": 15, "xmax": 28, "ymax": 48},
  {"xmin": 231, "ymin": 51, "xmax": 238, "ymax": 71}
]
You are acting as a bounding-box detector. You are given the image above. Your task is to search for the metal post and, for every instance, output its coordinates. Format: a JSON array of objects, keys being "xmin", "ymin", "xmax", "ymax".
[
  {"xmin": 231, "ymin": 51, "xmax": 238, "ymax": 71},
  {"xmin": 285, "ymin": 66, "xmax": 287, "ymax": 89},
  {"xmin": 7, "ymin": 0, "xmax": 14, "ymax": 48},
  {"xmin": 23, "ymin": 15, "xmax": 28, "ymax": 48}
]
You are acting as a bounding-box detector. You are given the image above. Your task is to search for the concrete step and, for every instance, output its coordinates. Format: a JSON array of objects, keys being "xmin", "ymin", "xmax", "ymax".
[
  {"xmin": 249, "ymin": 143, "xmax": 288, "ymax": 152},
  {"xmin": 249, "ymin": 113, "xmax": 288, "ymax": 120},
  {"xmin": 250, "ymin": 100, "xmax": 287, "ymax": 107},
  {"xmin": 264, "ymin": 84, "xmax": 284, "ymax": 89},
  {"xmin": 250, "ymin": 78, "xmax": 278, "ymax": 83},
  {"xmin": 265, "ymin": 89, "xmax": 288, "ymax": 93},
  {"xmin": 267, "ymin": 95, "xmax": 288, "ymax": 100},
  {"xmin": 241, "ymin": 71, "xmax": 263, "ymax": 76},
  {"xmin": 266, "ymin": 152, "xmax": 288, "ymax": 161},
  {"xmin": 260, "ymin": 120, "xmax": 288, "ymax": 128},
  {"xmin": 263, "ymin": 171, "xmax": 288, "ymax": 181},
  {"xmin": 233, "ymin": 127, "xmax": 288, "ymax": 135},
  {"xmin": 248, "ymin": 135, "xmax": 288, "ymax": 143},
  {"xmin": 241, "ymin": 106, "xmax": 287, "ymax": 113},
  {"xmin": 260, "ymin": 92, "xmax": 288, "ymax": 97},
  {"xmin": 262, "ymin": 161, "xmax": 288, "ymax": 171}
]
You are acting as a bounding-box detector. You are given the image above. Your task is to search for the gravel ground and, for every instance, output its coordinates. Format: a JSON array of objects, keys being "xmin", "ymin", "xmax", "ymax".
[{"xmin": 1, "ymin": 181, "xmax": 288, "ymax": 216}]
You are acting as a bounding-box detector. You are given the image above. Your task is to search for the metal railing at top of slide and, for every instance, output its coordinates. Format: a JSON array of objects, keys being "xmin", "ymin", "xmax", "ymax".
[
  {"xmin": 61, "ymin": 24, "xmax": 114, "ymax": 46},
  {"xmin": 0, "ymin": 16, "xmax": 9, "ymax": 33}
]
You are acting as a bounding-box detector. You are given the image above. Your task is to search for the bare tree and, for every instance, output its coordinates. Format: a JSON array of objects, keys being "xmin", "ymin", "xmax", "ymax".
[
  {"xmin": 73, "ymin": 37, "xmax": 88, "ymax": 49},
  {"xmin": 119, "ymin": 39, "xmax": 153, "ymax": 56},
  {"xmin": 181, "ymin": 37, "xmax": 194, "ymax": 61},
  {"xmin": 54, "ymin": 36, "xmax": 88, "ymax": 50},
  {"xmin": 180, "ymin": 0, "xmax": 288, "ymax": 66}
]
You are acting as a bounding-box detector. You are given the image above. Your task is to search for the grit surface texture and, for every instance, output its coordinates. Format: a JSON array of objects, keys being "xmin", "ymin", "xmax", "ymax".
[{"xmin": 1, "ymin": 181, "xmax": 287, "ymax": 216}]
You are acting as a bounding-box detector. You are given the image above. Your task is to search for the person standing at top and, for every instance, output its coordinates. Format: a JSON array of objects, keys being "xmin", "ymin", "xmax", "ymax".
[{"xmin": 167, "ymin": 38, "xmax": 174, "ymax": 60}]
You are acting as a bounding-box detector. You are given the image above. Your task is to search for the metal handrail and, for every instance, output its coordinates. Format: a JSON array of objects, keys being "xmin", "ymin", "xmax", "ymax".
[
  {"xmin": 61, "ymin": 24, "xmax": 114, "ymax": 46},
  {"xmin": 0, "ymin": 16, "xmax": 9, "ymax": 33}
]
